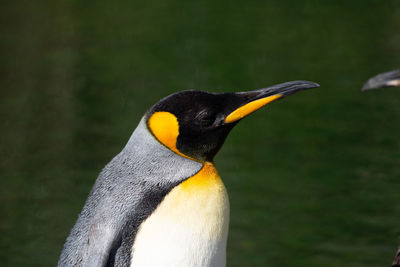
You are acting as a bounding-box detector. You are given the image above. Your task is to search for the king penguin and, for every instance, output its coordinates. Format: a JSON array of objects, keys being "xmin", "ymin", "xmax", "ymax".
[
  {"xmin": 362, "ymin": 69, "xmax": 400, "ymax": 267},
  {"xmin": 58, "ymin": 80, "xmax": 319, "ymax": 267}
]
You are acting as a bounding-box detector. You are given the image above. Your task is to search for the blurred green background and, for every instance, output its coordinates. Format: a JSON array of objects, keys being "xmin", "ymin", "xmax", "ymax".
[{"xmin": 1, "ymin": 0, "xmax": 400, "ymax": 266}]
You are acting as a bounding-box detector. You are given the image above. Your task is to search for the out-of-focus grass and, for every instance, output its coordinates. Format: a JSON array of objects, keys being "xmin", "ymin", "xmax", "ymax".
[{"xmin": 0, "ymin": 0, "xmax": 399, "ymax": 266}]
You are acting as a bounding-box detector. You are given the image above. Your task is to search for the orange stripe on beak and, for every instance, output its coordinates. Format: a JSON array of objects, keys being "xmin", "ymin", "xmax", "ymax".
[{"xmin": 224, "ymin": 94, "xmax": 282, "ymax": 123}]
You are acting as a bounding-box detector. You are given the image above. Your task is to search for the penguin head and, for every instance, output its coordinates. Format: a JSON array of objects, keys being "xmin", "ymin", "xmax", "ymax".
[{"xmin": 145, "ymin": 81, "xmax": 319, "ymax": 162}]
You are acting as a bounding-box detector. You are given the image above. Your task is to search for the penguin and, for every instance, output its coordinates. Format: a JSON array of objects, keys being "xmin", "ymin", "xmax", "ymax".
[
  {"xmin": 58, "ymin": 80, "xmax": 319, "ymax": 267},
  {"xmin": 362, "ymin": 69, "xmax": 400, "ymax": 267}
]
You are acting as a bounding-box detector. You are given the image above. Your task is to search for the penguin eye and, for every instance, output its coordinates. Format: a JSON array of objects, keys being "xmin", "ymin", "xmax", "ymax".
[{"xmin": 195, "ymin": 110, "xmax": 215, "ymax": 128}]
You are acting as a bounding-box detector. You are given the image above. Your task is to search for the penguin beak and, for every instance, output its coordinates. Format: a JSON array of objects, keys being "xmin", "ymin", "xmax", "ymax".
[
  {"xmin": 362, "ymin": 69, "xmax": 400, "ymax": 91},
  {"xmin": 224, "ymin": 80, "xmax": 320, "ymax": 123}
]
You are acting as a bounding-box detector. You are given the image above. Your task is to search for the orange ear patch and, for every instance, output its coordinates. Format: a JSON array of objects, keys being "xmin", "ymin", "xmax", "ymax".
[{"xmin": 148, "ymin": 111, "xmax": 180, "ymax": 154}]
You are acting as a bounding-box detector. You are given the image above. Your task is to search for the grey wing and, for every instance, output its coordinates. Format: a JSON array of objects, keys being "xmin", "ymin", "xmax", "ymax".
[
  {"xmin": 58, "ymin": 175, "xmax": 184, "ymax": 267},
  {"xmin": 58, "ymin": 162, "xmax": 202, "ymax": 266},
  {"xmin": 57, "ymin": 189, "xmax": 122, "ymax": 267},
  {"xmin": 81, "ymin": 222, "xmax": 119, "ymax": 266},
  {"xmin": 58, "ymin": 118, "xmax": 203, "ymax": 266}
]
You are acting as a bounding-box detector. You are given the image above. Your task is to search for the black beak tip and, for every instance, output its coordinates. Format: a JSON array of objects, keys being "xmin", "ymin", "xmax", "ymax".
[
  {"xmin": 246, "ymin": 80, "xmax": 320, "ymax": 100},
  {"xmin": 278, "ymin": 80, "xmax": 320, "ymax": 97},
  {"xmin": 307, "ymin": 81, "xmax": 320, "ymax": 89}
]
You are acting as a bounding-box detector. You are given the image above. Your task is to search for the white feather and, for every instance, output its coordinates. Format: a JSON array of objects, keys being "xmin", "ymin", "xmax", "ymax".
[{"xmin": 130, "ymin": 163, "xmax": 230, "ymax": 267}]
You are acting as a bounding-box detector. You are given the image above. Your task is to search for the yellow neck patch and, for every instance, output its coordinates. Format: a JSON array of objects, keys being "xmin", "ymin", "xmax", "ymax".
[
  {"xmin": 225, "ymin": 94, "xmax": 282, "ymax": 123},
  {"xmin": 180, "ymin": 162, "xmax": 220, "ymax": 192}
]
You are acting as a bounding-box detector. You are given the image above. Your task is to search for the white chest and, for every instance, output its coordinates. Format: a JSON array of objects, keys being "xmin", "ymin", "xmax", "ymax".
[{"xmin": 130, "ymin": 163, "xmax": 230, "ymax": 267}]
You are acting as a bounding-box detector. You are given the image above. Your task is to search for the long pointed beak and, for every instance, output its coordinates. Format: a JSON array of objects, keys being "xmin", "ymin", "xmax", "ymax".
[
  {"xmin": 225, "ymin": 80, "xmax": 319, "ymax": 123},
  {"xmin": 362, "ymin": 69, "xmax": 400, "ymax": 91}
]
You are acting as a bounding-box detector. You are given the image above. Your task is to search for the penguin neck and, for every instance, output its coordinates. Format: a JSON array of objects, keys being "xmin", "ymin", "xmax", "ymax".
[
  {"xmin": 122, "ymin": 117, "xmax": 204, "ymax": 185},
  {"xmin": 124, "ymin": 117, "xmax": 185, "ymax": 160}
]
